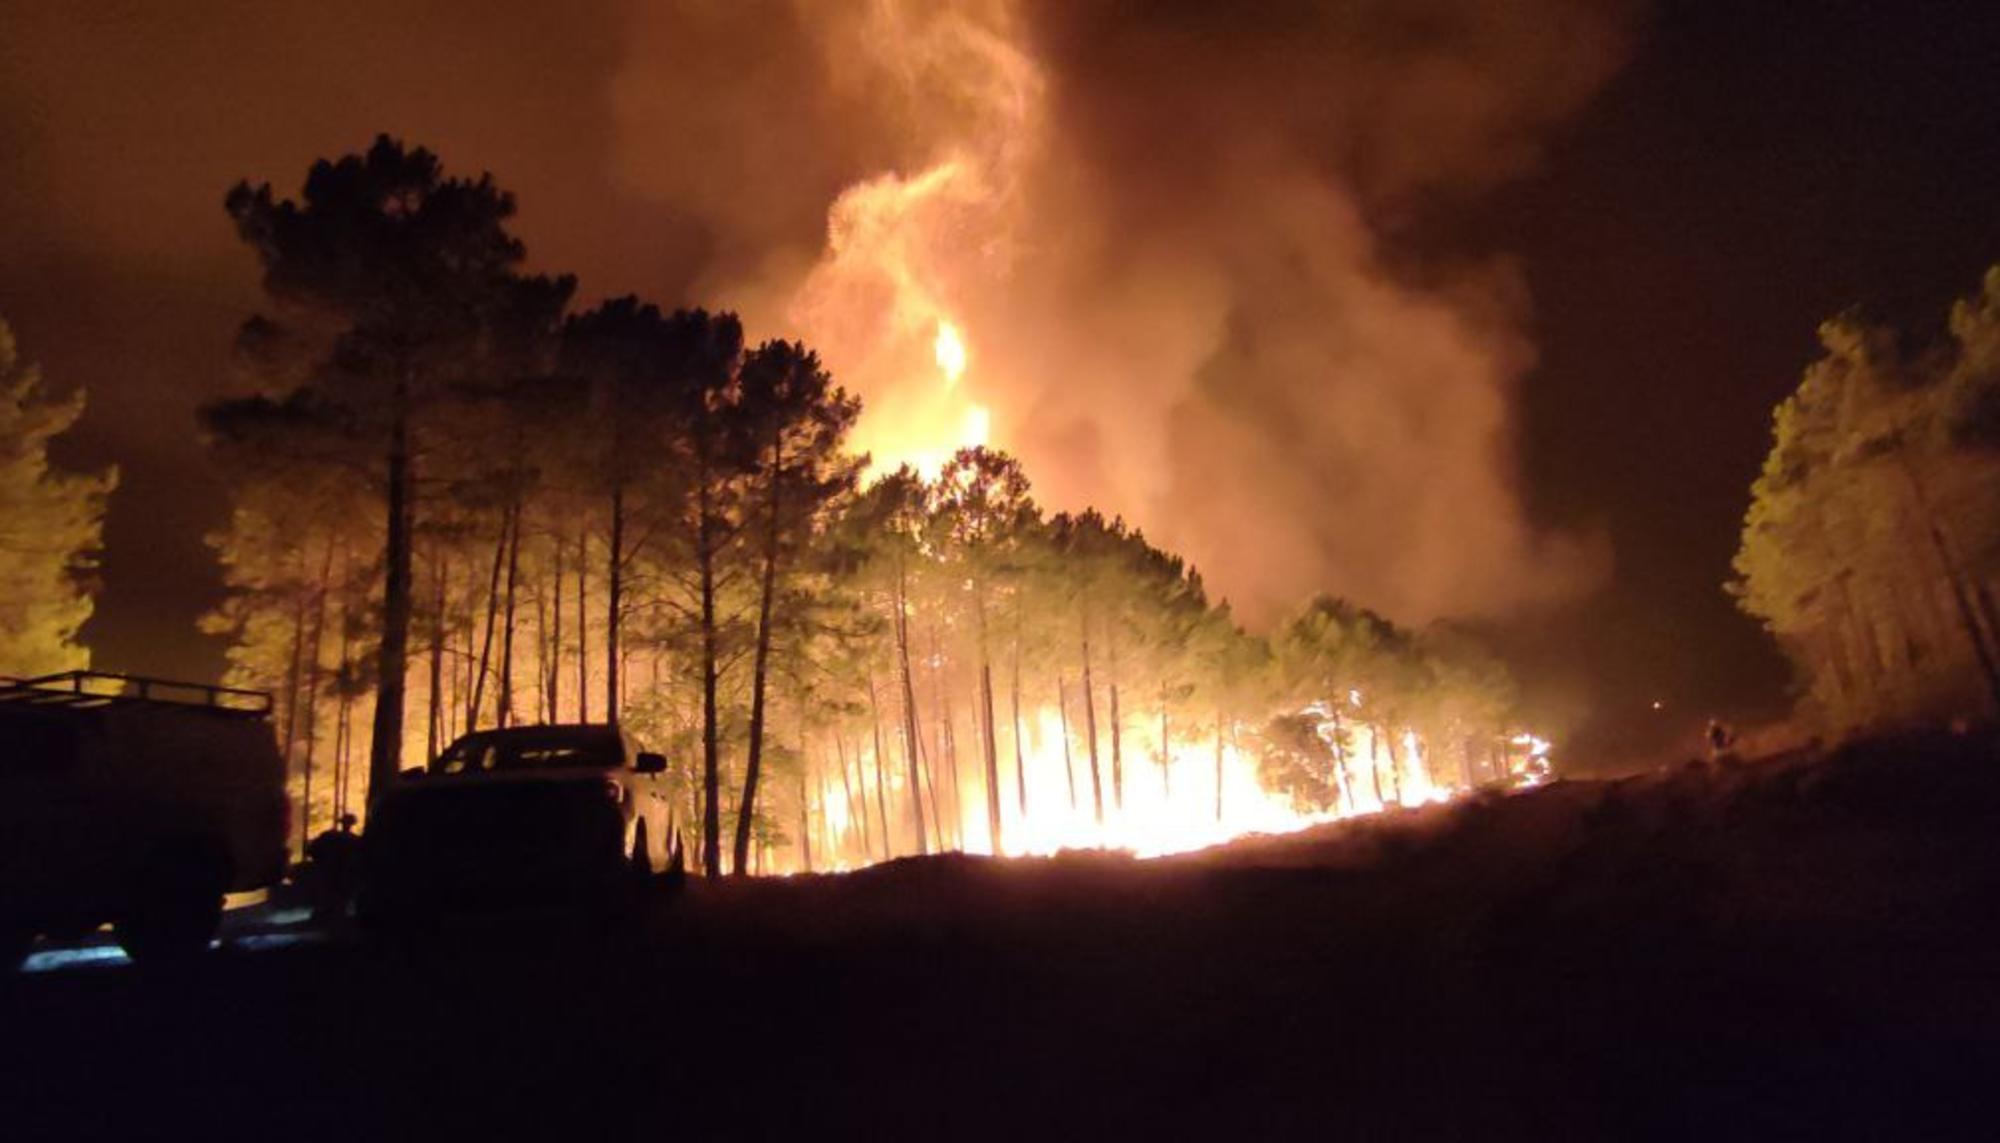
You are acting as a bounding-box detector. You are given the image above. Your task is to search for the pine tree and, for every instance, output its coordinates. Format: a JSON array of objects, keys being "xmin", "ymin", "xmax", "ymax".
[{"xmin": 219, "ymin": 136, "xmax": 572, "ymax": 803}]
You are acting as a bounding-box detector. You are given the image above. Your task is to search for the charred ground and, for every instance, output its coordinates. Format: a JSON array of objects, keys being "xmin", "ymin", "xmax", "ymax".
[{"xmin": 6, "ymin": 733, "xmax": 1998, "ymax": 1140}]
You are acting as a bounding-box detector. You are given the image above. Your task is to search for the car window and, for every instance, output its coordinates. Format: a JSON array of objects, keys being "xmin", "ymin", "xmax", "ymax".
[
  {"xmin": 509, "ymin": 746, "xmax": 610, "ymax": 768},
  {"xmin": 436, "ymin": 740, "xmax": 473, "ymax": 774},
  {"xmin": 431, "ymin": 735, "xmax": 620, "ymax": 774}
]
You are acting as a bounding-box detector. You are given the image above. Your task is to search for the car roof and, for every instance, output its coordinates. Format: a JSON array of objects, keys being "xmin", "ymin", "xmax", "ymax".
[{"xmin": 443, "ymin": 724, "xmax": 628, "ymax": 754}]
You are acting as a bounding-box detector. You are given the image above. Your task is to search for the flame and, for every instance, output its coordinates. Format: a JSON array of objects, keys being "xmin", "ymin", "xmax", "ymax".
[
  {"xmin": 745, "ymin": 3, "xmax": 1557, "ymax": 873},
  {"xmin": 961, "ymin": 403, "xmax": 991, "ymax": 448},
  {"xmin": 785, "ymin": 700, "xmax": 1554, "ymax": 872},
  {"xmin": 784, "ymin": 3, "xmax": 1042, "ymax": 484},
  {"xmin": 935, "ymin": 321, "xmax": 968, "ymax": 385},
  {"xmin": 1509, "ymin": 732, "xmax": 1553, "ymax": 788}
]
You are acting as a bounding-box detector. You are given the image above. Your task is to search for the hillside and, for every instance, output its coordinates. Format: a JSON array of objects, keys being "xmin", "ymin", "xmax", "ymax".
[{"xmin": 6, "ymin": 731, "xmax": 1998, "ymax": 1140}]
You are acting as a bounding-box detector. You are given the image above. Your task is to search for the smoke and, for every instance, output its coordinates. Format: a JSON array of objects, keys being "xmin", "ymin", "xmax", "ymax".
[{"xmin": 608, "ymin": 0, "xmax": 1628, "ymax": 624}]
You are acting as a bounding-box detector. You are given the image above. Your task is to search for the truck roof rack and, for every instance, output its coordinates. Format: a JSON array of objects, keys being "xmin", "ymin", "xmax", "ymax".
[{"xmin": 0, "ymin": 671, "xmax": 273, "ymax": 717}]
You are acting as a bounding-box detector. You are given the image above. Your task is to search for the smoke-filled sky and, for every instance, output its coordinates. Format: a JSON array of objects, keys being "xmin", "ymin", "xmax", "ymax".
[
  {"xmin": 611, "ymin": 0, "xmax": 1629, "ymax": 625},
  {"xmin": 3, "ymin": 0, "xmax": 1998, "ymax": 754}
]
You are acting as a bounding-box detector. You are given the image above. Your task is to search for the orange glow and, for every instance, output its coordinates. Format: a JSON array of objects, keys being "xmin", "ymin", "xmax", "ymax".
[
  {"xmin": 788, "ymin": 700, "xmax": 1552, "ymax": 872},
  {"xmin": 934, "ymin": 321, "xmax": 968, "ymax": 385}
]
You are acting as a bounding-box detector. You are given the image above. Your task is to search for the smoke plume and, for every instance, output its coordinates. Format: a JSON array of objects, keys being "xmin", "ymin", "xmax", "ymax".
[{"xmin": 610, "ymin": 0, "xmax": 1629, "ymax": 624}]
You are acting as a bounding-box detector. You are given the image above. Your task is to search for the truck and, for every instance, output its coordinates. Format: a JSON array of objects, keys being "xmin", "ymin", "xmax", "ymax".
[
  {"xmin": 361, "ymin": 723, "xmax": 682, "ymax": 927},
  {"xmin": 0, "ymin": 671, "xmax": 289, "ymax": 966}
]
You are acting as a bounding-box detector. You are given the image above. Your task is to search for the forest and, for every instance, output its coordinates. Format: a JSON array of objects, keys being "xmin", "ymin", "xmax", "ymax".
[
  {"xmin": 172, "ymin": 137, "xmax": 1537, "ymax": 878},
  {"xmin": 15, "ymin": 137, "xmax": 2000, "ymax": 878}
]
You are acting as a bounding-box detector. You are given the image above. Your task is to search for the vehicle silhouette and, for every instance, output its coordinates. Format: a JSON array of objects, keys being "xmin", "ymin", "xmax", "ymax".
[
  {"xmin": 0, "ymin": 672, "xmax": 287, "ymax": 966},
  {"xmin": 358, "ymin": 724, "xmax": 679, "ymax": 929}
]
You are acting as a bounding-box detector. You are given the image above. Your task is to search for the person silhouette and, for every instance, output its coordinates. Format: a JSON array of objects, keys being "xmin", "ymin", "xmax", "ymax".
[
  {"xmin": 304, "ymin": 812, "xmax": 361, "ymax": 928},
  {"xmin": 1704, "ymin": 718, "xmax": 1735, "ymax": 761}
]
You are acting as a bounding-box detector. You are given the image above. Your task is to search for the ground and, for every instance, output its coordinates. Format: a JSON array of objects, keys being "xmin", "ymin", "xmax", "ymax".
[{"xmin": 5, "ymin": 731, "xmax": 1999, "ymax": 1140}]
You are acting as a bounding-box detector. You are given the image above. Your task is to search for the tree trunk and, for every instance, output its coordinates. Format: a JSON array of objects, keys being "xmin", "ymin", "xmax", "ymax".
[
  {"xmin": 932, "ymin": 623, "xmax": 963, "ymax": 850},
  {"xmin": 334, "ymin": 547, "xmax": 356, "ymax": 819},
  {"xmin": 1373, "ymin": 724, "xmax": 1397, "ymax": 806},
  {"xmin": 1058, "ymin": 674, "xmax": 1078, "ymax": 811},
  {"xmin": 548, "ymin": 530, "xmax": 562, "ymax": 723},
  {"xmin": 976, "ymin": 589, "xmax": 1002, "ymax": 854},
  {"xmin": 835, "ymin": 732, "xmax": 863, "ymax": 864},
  {"xmin": 280, "ymin": 560, "xmax": 308, "ymax": 847},
  {"xmin": 427, "ymin": 551, "xmax": 445, "ymax": 761},
  {"xmin": 698, "ymin": 473, "xmax": 723, "ymax": 879},
  {"xmin": 498, "ymin": 500, "xmax": 522, "ymax": 730},
  {"xmin": 468, "ymin": 507, "xmax": 509, "ymax": 732},
  {"xmin": 1108, "ymin": 661, "xmax": 1123, "ymax": 810},
  {"xmin": 1010, "ymin": 597, "xmax": 1027, "ymax": 818},
  {"xmin": 1159, "ymin": 689, "xmax": 1171, "ymax": 800},
  {"xmin": 734, "ymin": 437, "xmax": 785, "ymax": 877},
  {"xmin": 894, "ymin": 559, "xmax": 928, "ymax": 855},
  {"xmin": 1329, "ymin": 706, "xmax": 1354, "ymax": 812},
  {"xmin": 867, "ymin": 668, "xmax": 893, "ymax": 859},
  {"xmin": 533, "ymin": 570, "xmax": 550, "ymax": 722},
  {"xmin": 299, "ymin": 541, "xmax": 334, "ymax": 848},
  {"xmin": 367, "ymin": 393, "xmax": 414, "ymax": 806},
  {"xmin": 576, "ymin": 525, "xmax": 589, "ymax": 723},
  {"xmin": 797, "ymin": 770, "xmax": 813, "ymax": 875},
  {"xmin": 1080, "ymin": 606, "xmax": 1104, "ymax": 824},
  {"xmin": 1214, "ymin": 709, "xmax": 1225, "ymax": 823},
  {"xmin": 1898, "ymin": 453, "xmax": 2000, "ymax": 711},
  {"xmin": 334, "ymin": 678, "xmax": 354, "ymax": 823},
  {"xmin": 606, "ymin": 485, "xmax": 624, "ymax": 725},
  {"xmin": 458, "ymin": 599, "xmax": 475, "ymax": 743},
  {"xmin": 442, "ymin": 601, "xmax": 459, "ymax": 748}
]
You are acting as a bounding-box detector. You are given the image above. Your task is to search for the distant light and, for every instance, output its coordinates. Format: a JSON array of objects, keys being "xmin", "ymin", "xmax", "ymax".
[{"xmin": 1650, "ymin": 700, "xmax": 1663, "ymax": 710}]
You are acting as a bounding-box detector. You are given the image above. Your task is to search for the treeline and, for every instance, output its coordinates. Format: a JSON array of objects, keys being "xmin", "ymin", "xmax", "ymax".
[
  {"xmin": 203, "ymin": 137, "xmax": 1530, "ymax": 875},
  {"xmin": 1734, "ymin": 266, "xmax": 2000, "ymax": 732}
]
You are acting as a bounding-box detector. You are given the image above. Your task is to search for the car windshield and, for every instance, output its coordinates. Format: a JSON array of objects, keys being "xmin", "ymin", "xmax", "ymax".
[{"xmin": 431, "ymin": 729, "xmax": 624, "ymax": 775}]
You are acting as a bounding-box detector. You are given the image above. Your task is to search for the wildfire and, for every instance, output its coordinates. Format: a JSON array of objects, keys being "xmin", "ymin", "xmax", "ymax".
[
  {"xmin": 784, "ymin": 2, "xmax": 1039, "ymax": 484},
  {"xmin": 801, "ymin": 701, "xmax": 1551, "ymax": 872},
  {"xmin": 760, "ymin": 3, "xmax": 1555, "ymax": 873}
]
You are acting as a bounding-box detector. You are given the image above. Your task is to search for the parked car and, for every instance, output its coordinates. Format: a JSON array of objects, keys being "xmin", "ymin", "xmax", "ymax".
[
  {"xmin": 359, "ymin": 724, "xmax": 680, "ymax": 927},
  {"xmin": 0, "ymin": 671, "xmax": 288, "ymax": 966}
]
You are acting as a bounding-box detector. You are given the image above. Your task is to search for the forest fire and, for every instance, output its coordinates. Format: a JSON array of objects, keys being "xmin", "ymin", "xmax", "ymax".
[
  {"xmin": 790, "ymin": 152, "xmax": 1004, "ymax": 483},
  {"xmin": 149, "ymin": 0, "xmax": 1580, "ymax": 883},
  {"xmin": 779, "ymin": 218, "xmax": 1548, "ymax": 870},
  {"xmin": 795, "ymin": 699, "xmax": 1547, "ymax": 873},
  {"xmin": 9, "ymin": 3, "xmax": 1999, "ymax": 1136}
]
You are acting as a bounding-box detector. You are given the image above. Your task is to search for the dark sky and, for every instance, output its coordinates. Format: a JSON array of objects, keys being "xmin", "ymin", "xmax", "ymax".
[{"xmin": 1, "ymin": 1, "xmax": 1996, "ymax": 758}]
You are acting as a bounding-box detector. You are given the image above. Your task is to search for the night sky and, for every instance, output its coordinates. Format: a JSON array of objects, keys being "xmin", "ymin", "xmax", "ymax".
[{"xmin": 1, "ymin": 1, "xmax": 1996, "ymax": 761}]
